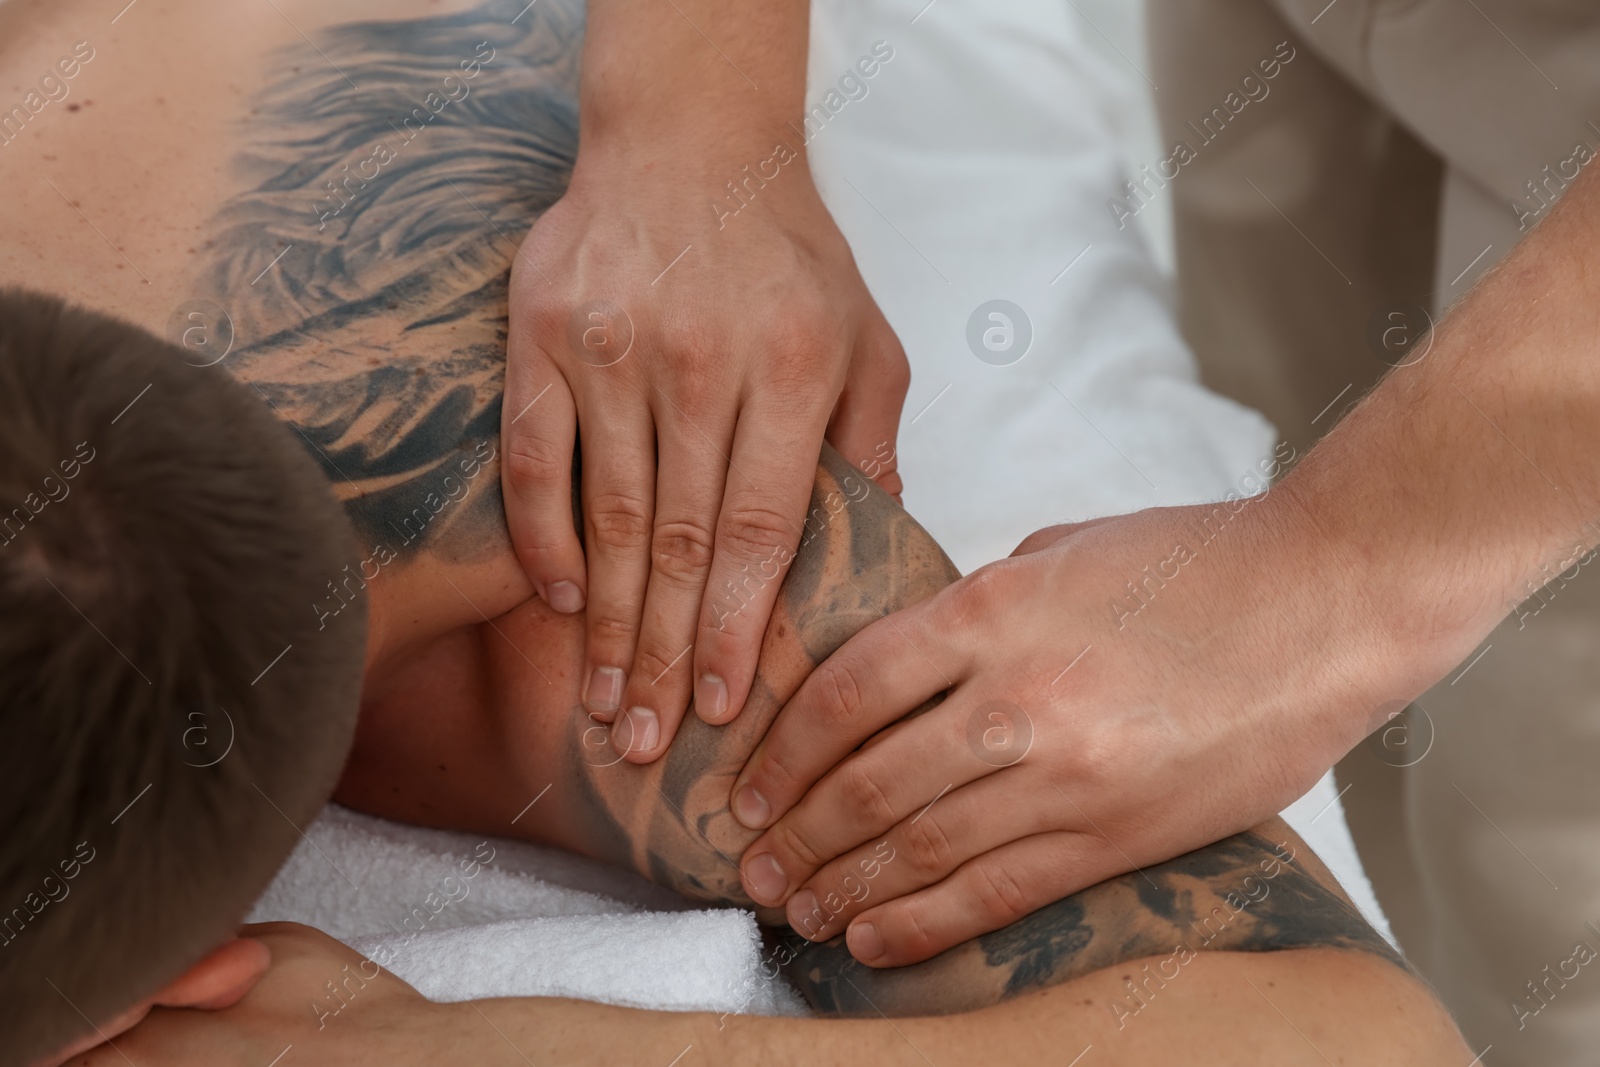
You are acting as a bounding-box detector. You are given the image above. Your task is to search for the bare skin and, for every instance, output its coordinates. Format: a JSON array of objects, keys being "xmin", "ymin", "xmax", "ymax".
[{"xmin": 0, "ymin": 0, "xmax": 1466, "ymax": 1058}]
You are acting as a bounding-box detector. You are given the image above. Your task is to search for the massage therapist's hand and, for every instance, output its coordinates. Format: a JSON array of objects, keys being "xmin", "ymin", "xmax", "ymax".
[
  {"xmin": 502, "ymin": 0, "xmax": 908, "ymax": 765},
  {"xmin": 729, "ymin": 493, "xmax": 1451, "ymax": 967}
]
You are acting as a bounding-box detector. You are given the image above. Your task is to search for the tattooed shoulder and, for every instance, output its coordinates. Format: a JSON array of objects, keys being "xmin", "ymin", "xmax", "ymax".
[{"xmin": 191, "ymin": 0, "xmax": 583, "ymax": 563}]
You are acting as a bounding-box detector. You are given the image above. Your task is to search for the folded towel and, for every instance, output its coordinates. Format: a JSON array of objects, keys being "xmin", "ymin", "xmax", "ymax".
[
  {"xmin": 248, "ymin": 804, "xmax": 808, "ymax": 1016},
  {"xmin": 350, "ymin": 912, "xmax": 799, "ymax": 1015}
]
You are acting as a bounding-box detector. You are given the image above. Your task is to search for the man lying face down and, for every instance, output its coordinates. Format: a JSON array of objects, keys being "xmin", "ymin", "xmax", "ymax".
[{"xmin": 0, "ymin": 0, "xmax": 1469, "ymax": 1064}]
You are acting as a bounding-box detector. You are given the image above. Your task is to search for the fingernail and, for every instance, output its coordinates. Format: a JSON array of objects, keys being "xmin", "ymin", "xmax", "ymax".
[
  {"xmin": 848, "ymin": 922, "xmax": 885, "ymax": 962},
  {"xmin": 732, "ymin": 784, "xmax": 771, "ymax": 828},
  {"xmin": 788, "ymin": 889, "xmax": 823, "ymax": 938},
  {"xmin": 742, "ymin": 852, "xmax": 788, "ymax": 906},
  {"xmin": 614, "ymin": 706, "xmax": 659, "ymax": 756},
  {"xmin": 584, "ymin": 667, "xmax": 624, "ymax": 714},
  {"xmin": 547, "ymin": 580, "xmax": 584, "ymax": 614},
  {"xmin": 696, "ymin": 673, "xmax": 729, "ymax": 723}
]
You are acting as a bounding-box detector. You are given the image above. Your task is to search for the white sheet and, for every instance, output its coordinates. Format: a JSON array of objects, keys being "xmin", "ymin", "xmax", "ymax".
[{"xmin": 251, "ymin": 0, "xmax": 1392, "ymax": 1013}]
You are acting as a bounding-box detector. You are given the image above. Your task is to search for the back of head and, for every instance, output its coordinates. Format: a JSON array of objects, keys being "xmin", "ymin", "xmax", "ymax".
[{"xmin": 0, "ymin": 289, "xmax": 368, "ymax": 1063}]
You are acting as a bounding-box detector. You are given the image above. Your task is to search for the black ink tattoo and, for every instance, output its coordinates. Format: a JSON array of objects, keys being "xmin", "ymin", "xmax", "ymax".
[
  {"xmin": 786, "ymin": 829, "xmax": 1409, "ymax": 1017},
  {"xmin": 193, "ymin": 0, "xmax": 583, "ymax": 561}
]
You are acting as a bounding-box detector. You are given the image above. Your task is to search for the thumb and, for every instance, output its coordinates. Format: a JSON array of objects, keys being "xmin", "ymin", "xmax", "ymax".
[
  {"xmin": 1011, "ymin": 515, "xmax": 1120, "ymax": 557},
  {"xmin": 827, "ymin": 315, "xmax": 910, "ymax": 499}
]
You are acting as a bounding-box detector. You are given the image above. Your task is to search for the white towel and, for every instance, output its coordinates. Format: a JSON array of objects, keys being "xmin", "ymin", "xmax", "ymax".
[{"xmin": 248, "ymin": 804, "xmax": 807, "ymax": 1016}]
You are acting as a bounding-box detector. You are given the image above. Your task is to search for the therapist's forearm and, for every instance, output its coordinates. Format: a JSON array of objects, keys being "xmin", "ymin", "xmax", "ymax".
[
  {"xmin": 1276, "ymin": 163, "xmax": 1600, "ymax": 702},
  {"xmin": 577, "ymin": 0, "xmax": 809, "ymax": 167}
]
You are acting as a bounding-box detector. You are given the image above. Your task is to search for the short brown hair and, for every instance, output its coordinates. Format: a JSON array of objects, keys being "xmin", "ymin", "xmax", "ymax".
[{"xmin": 0, "ymin": 289, "xmax": 368, "ymax": 1063}]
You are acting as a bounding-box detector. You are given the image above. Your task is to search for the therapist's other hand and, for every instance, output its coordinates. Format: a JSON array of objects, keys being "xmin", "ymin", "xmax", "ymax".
[
  {"xmin": 730, "ymin": 496, "xmax": 1400, "ymax": 966},
  {"xmin": 502, "ymin": 141, "xmax": 908, "ymax": 765}
]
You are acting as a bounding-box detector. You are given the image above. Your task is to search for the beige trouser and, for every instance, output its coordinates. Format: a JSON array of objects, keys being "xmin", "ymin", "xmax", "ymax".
[{"xmin": 1147, "ymin": 0, "xmax": 1600, "ymax": 1060}]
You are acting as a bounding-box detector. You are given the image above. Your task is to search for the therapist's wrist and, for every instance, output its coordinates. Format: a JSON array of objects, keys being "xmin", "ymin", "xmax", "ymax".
[
  {"xmin": 573, "ymin": 100, "xmax": 809, "ymax": 187},
  {"xmin": 1262, "ymin": 461, "xmax": 1477, "ymax": 738},
  {"xmin": 562, "ymin": 115, "xmax": 837, "ymax": 259},
  {"xmin": 577, "ymin": 3, "xmax": 807, "ymax": 158}
]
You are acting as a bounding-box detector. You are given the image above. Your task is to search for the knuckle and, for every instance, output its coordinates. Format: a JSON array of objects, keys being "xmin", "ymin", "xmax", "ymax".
[
  {"xmin": 969, "ymin": 861, "xmax": 1032, "ymax": 925},
  {"xmin": 502, "ymin": 433, "xmax": 567, "ymax": 493},
  {"xmin": 772, "ymin": 821, "xmax": 826, "ymax": 873},
  {"xmin": 516, "ymin": 294, "xmax": 569, "ymax": 349},
  {"xmin": 658, "ymin": 318, "xmax": 721, "ymax": 362},
  {"xmin": 659, "ymin": 356, "xmax": 721, "ymax": 408},
  {"xmin": 765, "ymin": 326, "xmax": 842, "ymax": 397},
  {"xmin": 752, "ymin": 742, "xmax": 805, "ymax": 799},
  {"xmin": 650, "ymin": 519, "xmax": 716, "ymax": 587},
  {"xmin": 587, "ymin": 492, "xmax": 652, "ymax": 553},
  {"xmin": 812, "ymin": 661, "xmax": 867, "ymax": 733},
  {"xmin": 587, "ymin": 611, "xmax": 637, "ymax": 651},
  {"xmin": 901, "ymin": 817, "xmax": 954, "ymax": 878},
  {"xmin": 769, "ymin": 303, "xmax": 831, "ymax": 350},
  {"xmin": 1057, "ymin": 726, "xmax": 1116, "ymax": 787},
  {"xmin": 838, "ymin": 762, "xmax": 896, "ymax": 827},
  {"xmin": 632, "ymin": 643, "xmax": 689, "ymax": 688},
  {"xmin": 654, "ymin": 328, "xmax": 732, "ymax": 399},
  {"xmin": 945, "ymin": 563, "xmax": 1009, "ymax": 625},
  {"xmin": 717, "ymin": 504, "xmax": 795, "ymax": 563}
]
